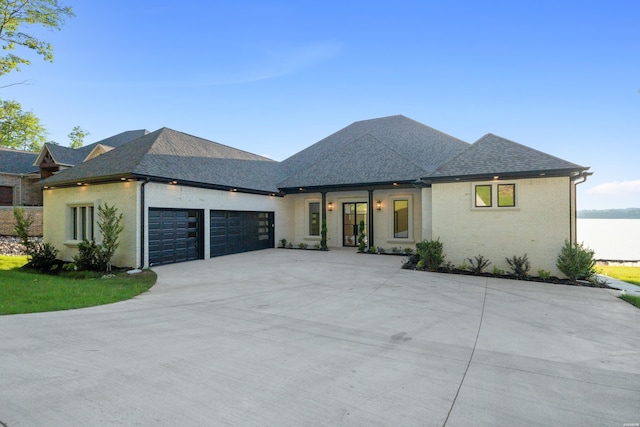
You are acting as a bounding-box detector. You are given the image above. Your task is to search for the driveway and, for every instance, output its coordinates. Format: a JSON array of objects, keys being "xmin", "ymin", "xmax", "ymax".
[{"xmin": 1, "ymin": 249, "xmax": 639, "ymax": 426}]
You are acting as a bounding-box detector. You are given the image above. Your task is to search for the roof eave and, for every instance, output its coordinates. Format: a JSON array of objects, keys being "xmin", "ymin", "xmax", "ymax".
[{"xmin": 422, "ymin": 167, "xmax": 590, "ymax": 184}]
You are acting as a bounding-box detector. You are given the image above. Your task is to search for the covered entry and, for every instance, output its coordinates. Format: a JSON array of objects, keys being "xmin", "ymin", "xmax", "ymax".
[
  {"xmin": 210, "ymin": 210, "xmax": 274, "ymax": 257},
  {"xmin": 148, "ymin": 208, "xmax": 204, "ymax": 266}
]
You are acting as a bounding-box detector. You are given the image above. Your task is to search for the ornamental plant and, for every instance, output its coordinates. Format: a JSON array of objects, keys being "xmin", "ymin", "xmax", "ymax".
[
  {"xmin": 556, "ymin": 241, "xmax": 597, "ymax": 281},
  {"xmin": 415, "ymin": 238, "xmax": 445, "ymax": 271}
]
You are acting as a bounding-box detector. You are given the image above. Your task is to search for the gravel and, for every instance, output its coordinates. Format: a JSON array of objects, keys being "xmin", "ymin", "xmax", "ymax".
[{"xmin": 0, "ymin": 236, "xmax": 41, "ymax": 256}]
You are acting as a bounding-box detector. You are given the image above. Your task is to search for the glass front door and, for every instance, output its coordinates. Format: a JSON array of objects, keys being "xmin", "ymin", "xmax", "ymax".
[{"xmin": 343, "ymin": 202, "xmax": 367, "ymax": 246}]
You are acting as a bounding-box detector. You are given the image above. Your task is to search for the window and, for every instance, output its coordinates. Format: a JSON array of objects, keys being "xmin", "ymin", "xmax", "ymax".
[
  {"xmin": 393, "ymin": 200, "xmax": 409, "ymax": 238},
  {"xmin": 71, "ymin": 205, "xmax": 94, "ymax": 241},
  {"xmin": 498, "ymin": 184, "xmax": 515, "ymax": 207},
  {"xmin": 475, "ymin": 185, "xmax": 492, "ymax": 207},
  {"xmin": 308, "ymin": 202, "xmax": 320, "ymax": 236},
  {"xmin": 473, "ymin": 183, "xmax": 517, "ymax": 209},
  {"xmin": 0, "ymin": 186, "xmax": 13, "ymax": 206}
]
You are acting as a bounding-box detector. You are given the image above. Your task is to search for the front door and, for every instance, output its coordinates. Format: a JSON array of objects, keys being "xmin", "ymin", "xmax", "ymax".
[{"xmin": 343, "ymin": 202, "xmax": 367, "ymax": 246}]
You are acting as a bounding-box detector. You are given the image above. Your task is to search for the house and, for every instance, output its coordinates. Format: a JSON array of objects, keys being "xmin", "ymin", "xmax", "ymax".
[
  {"xmin": 0, "ymin": 147, "xmax": 42, "ymax": 235},
  {"xmin": 38, "ymin": 115, "xmax": 590, "ymax": 276}
]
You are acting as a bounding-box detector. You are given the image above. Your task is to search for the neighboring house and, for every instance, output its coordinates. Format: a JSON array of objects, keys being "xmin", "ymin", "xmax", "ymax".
[
  {"xmin": 0, "ymin": 147, "xmax": 42, "ymax": 235},
  {"xmin": 39, "ymin": 115, "xmax": 591, "ymax": 276}
]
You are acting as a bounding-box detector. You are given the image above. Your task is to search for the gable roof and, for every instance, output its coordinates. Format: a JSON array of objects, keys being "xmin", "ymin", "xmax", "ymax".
[
  {"xmin": 41, "ymin": 128, "xmax": 282, "ymax": 194},
  {"xmin": 278, "ymin": 115, "xmax": 469, "ymax": 189},
  {"xmin": 0, "ymin": 147, "xmax": 39, "ymax": 175},
  {"xmin": 33, "ymin": 130, "xmax": 149, "ymax": 167},
  {"xmin": 425, "ymin": 133, "xmax": 588, "ymax": 181}
]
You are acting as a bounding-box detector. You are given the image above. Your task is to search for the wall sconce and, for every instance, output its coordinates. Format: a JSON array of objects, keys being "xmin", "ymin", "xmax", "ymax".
[
  {"xmin": 376, "ymin": 200, "xmax": 382, "ymax": 211},
  {"xmin": 327, "ymin": 202, "xmax": 333, "ymax": 212}
]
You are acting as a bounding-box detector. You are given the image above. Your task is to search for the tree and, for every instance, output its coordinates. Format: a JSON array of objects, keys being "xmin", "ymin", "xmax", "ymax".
[
  {"xmin": 0, "ymin": 98, "xmax": 46, "ymax": 150},
  {"xmin": 97, "ymin": 203, "xmax": 124, "ymax": 272},
  {"xmin": 68, "ymin": 125, "xmax": 89, "ymax": 148},
  {"xmin": 0, "ymin": 0, "xmax": 74, "ymax": 77}
]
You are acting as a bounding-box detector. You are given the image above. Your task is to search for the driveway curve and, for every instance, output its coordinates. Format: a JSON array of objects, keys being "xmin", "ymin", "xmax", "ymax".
[{"xmin": 1, "ymin": 249, "xmax": 639, "ymax": 426}]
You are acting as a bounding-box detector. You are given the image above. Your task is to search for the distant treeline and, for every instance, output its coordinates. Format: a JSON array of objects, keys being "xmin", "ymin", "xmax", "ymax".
[{"xmin": 578, "ymin": 208, "xmax": 640, "ymax": 219}]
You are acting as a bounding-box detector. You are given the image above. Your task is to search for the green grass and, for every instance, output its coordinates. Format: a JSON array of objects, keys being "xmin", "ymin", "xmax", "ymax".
[
  {"xmin": 621, "ymin": 294, "xmax": 640, "ymax": 309},
  {"xmin": 0, "ymin": 258, "xmax": 156, "ymax": 315},
  {"xmin": 597, "ymin": 265, "xmax": 640, "ymax": 286}
]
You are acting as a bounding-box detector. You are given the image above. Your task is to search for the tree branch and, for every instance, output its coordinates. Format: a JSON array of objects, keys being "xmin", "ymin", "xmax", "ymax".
[{"xmin": 0, "ymin": 79, "xmax": 33, "ymax": 89}]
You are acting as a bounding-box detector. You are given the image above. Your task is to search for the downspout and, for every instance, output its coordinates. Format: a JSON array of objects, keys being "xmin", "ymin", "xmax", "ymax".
[
  {"xmin": 570, "ymin": 171, "xmax": 593, "ymax": 245},
  {"xmin": 139, "ymin": 178, "xmax": 150, "ymax": 269},
  {"xmin": 368, "ymin": 189, "xmax": 374, "ymax": 248}
]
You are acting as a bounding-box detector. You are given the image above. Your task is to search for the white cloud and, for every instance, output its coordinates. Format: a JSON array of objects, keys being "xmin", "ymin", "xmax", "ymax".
[{"xmin": 588, "ymin": 180, "xmax": 640, "ymax": 195}]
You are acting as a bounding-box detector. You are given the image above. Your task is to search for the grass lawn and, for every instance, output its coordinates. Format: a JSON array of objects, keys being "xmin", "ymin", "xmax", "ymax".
[
  {"xmin": 597, "ymin": 265, "xmax": 640, "ymax": 286},
  {"xmin": 621, "ymin": 294, "xmax": 640, "ymax": 309},
  {"xmin": 0, "ymin": 256, "xmax": 156, "ymax": 315}
]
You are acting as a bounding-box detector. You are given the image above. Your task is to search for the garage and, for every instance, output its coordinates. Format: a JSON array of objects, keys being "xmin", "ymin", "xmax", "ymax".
[
  {"xmin": 210, "ymin": 210, "xmax": 274, "ymax": 257},
  {"xmin": 148, "ymin": 208, "xmax": 204, "ymax": 266}
]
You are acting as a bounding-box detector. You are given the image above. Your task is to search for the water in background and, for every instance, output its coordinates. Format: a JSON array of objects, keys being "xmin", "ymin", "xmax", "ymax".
[{"xmin": 577, "ymin": 219, "xmax": 640, "ymax": 261}]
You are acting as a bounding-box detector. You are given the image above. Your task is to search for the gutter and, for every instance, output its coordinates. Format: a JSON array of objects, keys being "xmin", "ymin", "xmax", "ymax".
[
  {"xmin": 139, "ymin": 178, "xmax": 150, "ymax": 269},
  {"xmin": 570, "ymin": 170, "xmax": 593, "ymax": 245}
]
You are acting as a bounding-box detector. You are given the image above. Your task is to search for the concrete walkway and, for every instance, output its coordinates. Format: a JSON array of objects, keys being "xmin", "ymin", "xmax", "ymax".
[{"xmin": 1, "ymin": 249, "xmax": 639, "ymax": 426}]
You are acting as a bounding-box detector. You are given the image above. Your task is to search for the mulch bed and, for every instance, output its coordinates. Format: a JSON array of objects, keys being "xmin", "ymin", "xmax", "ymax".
[{"xmin": 401, "ymin": 260, "xmax": 614, "ymax": 289}]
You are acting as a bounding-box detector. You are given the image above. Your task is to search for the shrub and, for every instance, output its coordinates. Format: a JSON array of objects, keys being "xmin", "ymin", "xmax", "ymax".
[
  {"xmin": 456, "ymin": 261, "xmax": 468, "ymax": 271},
  {"xmin": 357, "ymin": 220, "xmax": 366, "ymax": 253},
  {"xmin": 279, "ymin": 238, "xmax": 287, "ymax": 248},
  {"xmin": 404, "ymin": 247, "xmax": 414, "ymax": 255},
  {"xmin": 298, "ymin": 242, "xmax": 308, "ymax": 249},
  {"xmin": 391, "ymin": 246, "xmax": 400, "ymax": 254},
  {"xmin": 506, "ymin": 254, "xmax": 531, "ymax": 280},
  {"xmin": 286, "ymin": 242, "xmax": 293, "ymax": 249},
  {"xmin": 320, "ymin": 220, "xmax": 328, "ymax": 251},
  {"xmin": 377, "ymin": 246, "xmax": 386, "ymax": 254},
  {"xmin": 13, "ymin": 207, "xmax": 34, "ymax": 253},
  {"xmin": 467, "ymin": 255, "xmax": 491, "ymax": 274},
  {"xmin": 556, "ymin": 240, "xmax": 597, "ymax": 281},
  {"xmin": 73, "ymin": 239, "xmax": 108, "ymax": 272},
  {"xmin": 28, "ymin": 242, "xmax": 59, "ymax": 273},
  {"xmin": 367, "ymin": 246, "xmax": 377, "ymax": 254},
  {"xmin": 313, "ymin": 243, "xmax": 320, "ymax": 250},
  {"xmin": 492, "ymin": 266, "xmax": 505, "ymax": 276},
  {"xmin": 97, "ymin": 203, "xmax": 124, "ymax": 272},
  {"xmin": 415, "ymin": 239, "xmax": 445, "ymax": 271},
  {"xmin": 538, "ymin": 269, "xmax": 551, "ymax": 280}
]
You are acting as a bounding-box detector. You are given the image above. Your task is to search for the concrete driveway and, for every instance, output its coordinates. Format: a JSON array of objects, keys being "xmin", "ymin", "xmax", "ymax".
[{"xmin": 1, "ymin": 249, "xmax": 639, "ymax": 426}]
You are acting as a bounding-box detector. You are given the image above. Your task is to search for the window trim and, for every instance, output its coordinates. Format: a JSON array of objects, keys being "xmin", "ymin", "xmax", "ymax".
[
  {"xmin": 305, "ymin": 198, "xmax": 322, "ymax": 239},
  {"xmin": 471, "ymin": 182, "xmax": 518, "ymax": 210},
  {"xmin": 387, "ymin": 194, "xmax": 414, "ymax": 243},
  {"xmin": 66, "ymin": 204, "xmax": 95, "ymax": 245}
]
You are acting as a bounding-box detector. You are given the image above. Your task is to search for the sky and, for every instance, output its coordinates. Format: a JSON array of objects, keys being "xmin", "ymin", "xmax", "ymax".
[{"xmin": 2, "ymin": 0, "xmax": 639, "ymax": 210}]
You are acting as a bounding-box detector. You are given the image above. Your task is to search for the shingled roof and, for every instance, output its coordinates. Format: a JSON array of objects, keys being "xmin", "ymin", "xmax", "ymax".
[
  {"xmin": 0, "ymin": 147, "xmax": 39, "ymax": 175},
  {"xmin": 425, "ymin": 133, "xmax": 588, "ymax": 181},
  {"xmin": 41, "ymin": 128, "xmax": 282, "ymax": 193},
  {"xmin": 35, "ymin": 130, "xmax": 149, "ymax": 167},
  {"xmin": 278, "ymin": 115, "xmax": 469, "ymax": 189}
]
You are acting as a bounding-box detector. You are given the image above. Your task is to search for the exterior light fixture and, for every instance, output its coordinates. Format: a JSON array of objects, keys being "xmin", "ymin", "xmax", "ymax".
[
  {"xmin": 493, "ymin": 176, "xmax": 499, "ymax": 180},
  {"xmin": 120, "ymin": 177, "xmax": 127, "ymax": 181},
  {"xmin": 328, "ymin": 202, "xmax": 333, "ymax": 212},
  {"xmin": 393, "ymin": 182, "xmax": 398, "ymax": 186},
  {"xmin": 299, "ymin": 187, "xmax": 303, "ymax": 191},
  {"xmin": 77, "ymin": 182, "xmax": 83, "ymax": 186},
  {"xmin": 376, "ymin": 200, "xmax": 382, "ymax": 210}
]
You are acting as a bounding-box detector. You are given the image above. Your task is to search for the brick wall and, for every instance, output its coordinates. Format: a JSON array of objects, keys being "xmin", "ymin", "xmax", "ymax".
[
  {"xmin": 0, "ymin": 174, "xmax": 43, "ymax": 206},
  {"xmin": 0, "ymin": 207, "xmax": 43, "ymax": 236}
]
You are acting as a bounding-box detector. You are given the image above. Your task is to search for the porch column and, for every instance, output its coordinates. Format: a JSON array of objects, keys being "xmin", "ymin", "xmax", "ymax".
[
  {"xmin": 321, "ymin": 192, "xmax": 327, "ymax": 220},
  {"xmin": 368, "ymin": 189, "xmax": 374, "ymax": 248}
]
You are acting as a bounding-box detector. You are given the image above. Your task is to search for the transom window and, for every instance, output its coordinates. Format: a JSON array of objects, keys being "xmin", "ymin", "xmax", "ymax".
[
  {"xmin": 70, "ymin": 205, "xmax": 94, "ymax": 241},
  {"xmin": 473, "ymin": 183, "xmax": 517, "ymax": 209}
]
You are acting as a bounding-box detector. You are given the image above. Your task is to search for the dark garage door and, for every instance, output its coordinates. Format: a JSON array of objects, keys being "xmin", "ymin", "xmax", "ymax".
[
  {"xmin": 148, "ymin": 209, "xmax": 204, "ymax": 266},
  {"xmin": 210, "ymin": 210, "xmax": 274, "ymax": 257}
]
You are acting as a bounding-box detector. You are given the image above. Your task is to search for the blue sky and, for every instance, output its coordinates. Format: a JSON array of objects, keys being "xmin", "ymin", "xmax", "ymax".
[{"xmin": 3, "ymin": 0, "xmax": 639, "ymax": 209}]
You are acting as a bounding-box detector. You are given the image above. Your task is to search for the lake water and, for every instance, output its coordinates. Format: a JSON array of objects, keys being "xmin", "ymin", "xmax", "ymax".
[{"xmin": 577, "ymin": 219, "xmax": 640, "ymax": 261}]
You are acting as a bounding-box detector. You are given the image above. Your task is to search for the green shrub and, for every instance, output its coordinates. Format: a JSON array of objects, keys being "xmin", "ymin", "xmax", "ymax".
[
  {"xmin": 377, "ymin": 246, "xmax": 386, "ymax": 254},
  {"xmin": 298, "ymin": 242, "xmax": 308, "ymax": 249},
  {"xmin": 467, "ymin": 255, "xmax": 491, "ymax": 274},
  {"xmin": 357, "ymin": 220, "xmax": 366, "ymax": 253},
  {"xmin": 13, "ymin": 207, "xmax": 34, "ymax": 253},
  {"xmin": 556, "ymin": 240, "xmax": 596, "ymax": 281},
  {"xmin": 279, "ymin": 238, "xmax": 287, "ymax": 248},
  {"xmin": 367, "ymin": 246, "xmax": 377, "ymax": 254},
  {"xmin": 391, "ymin": 246, "xmax": 400, "ymax": 254},
  {"xmin": 28, "ymin": 242, "xmax": 59, "ymax": 273},
  {"xmin": 415, "ymin": 239, "xmax": 445, "ymax": 271},
  {"xmin": 320, "ymin": 220, "xmax": 328, "ymax": 251},
  {"xmin": 506, "ymin": 254, "xmax": 531, "ymax": 280},
  {"xmin": 538, "ymin": 269, "xmax": 551, "ymax": 280},
  {"xmin": 73, "ymin": 239, "xmax": 108, "ymax": 272},
  {"xmin": 97, "ymin": 203, "xmax": 124, "ymax": 272},
  {"xmin": 492, "ymin": 266, "xmax": 505, "ymax": 276},
  {"xmin": 404, "ymin": 247, "xmax": 413, "ymax": 255}
]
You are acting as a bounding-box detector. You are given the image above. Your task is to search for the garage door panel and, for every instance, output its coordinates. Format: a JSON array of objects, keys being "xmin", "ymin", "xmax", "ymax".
[
  {"xmin": 148, "ymin": 208, "xmax": 204, "ymax": 266},
  {"xmin": 210, "ymin": 210, "xmax": 273, "ymax": 257}
]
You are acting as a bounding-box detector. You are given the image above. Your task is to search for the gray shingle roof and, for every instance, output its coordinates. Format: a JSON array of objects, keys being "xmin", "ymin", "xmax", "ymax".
[
  {"xmin": 42, "ymin": 130, "xmax": 149, "ymax": 166},
  {"xmin": 41, "ymin": 128, "xmax": 281, "ymax": 193},
  {"xmin": 0, "ymin": 147, "xmax": 39, "ymax": 174},
  {"xmin": 279, "ymin": 115, "xmax": 470, "ymax": 188},
  {"xmin": 426, "ymin": 133, "xmax": 587, "ymax": 180}
]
